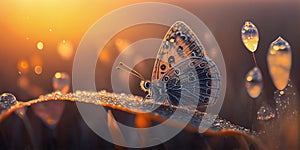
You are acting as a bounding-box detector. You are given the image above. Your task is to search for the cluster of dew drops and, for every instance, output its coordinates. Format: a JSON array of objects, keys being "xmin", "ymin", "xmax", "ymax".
[
  {"xmin": 241, "ymin": 21, "xmax": 295, "ymax": 122},
  {"xmin": 0, "ymin": 71, "xmax": 253, "ymax": 133},
  {"xmin": 0, "ymin": 71, "xmax": 146, "ymax": 119},
  {"xmin": 0, "ymin": 93, "xmax": 17, "ymax": 113}
]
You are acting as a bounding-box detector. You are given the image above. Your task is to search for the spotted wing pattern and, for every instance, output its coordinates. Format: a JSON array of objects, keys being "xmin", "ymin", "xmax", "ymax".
[
  {"xmin": 151, "ymin": 21, "xmax": 206, "ymax": 81},
  {"xmin": 150, "ymin": 21, "xmax": 220, "ymax": 108},
  {"xmin": 156, "ymin": 57, "xmax": 220, "ymax": 107}
]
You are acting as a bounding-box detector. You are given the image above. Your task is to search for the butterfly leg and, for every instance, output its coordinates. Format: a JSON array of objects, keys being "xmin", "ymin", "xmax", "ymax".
[
  {"xmin": 142, "ymin": 94, "xmax": 151, "ymax": 102},
  {"xmin": 142, "ymin": 94, "xmax": 156, "ymax": 110}
]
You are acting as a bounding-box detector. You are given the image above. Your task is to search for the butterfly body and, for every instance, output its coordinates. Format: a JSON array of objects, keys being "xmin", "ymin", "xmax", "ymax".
[
  {"xmin": 143, "ymin": 21, "xmax": 220, "ymax": 110},
  {"xmin": 119, "ymin": 21, "xmax": 220, "ymax": 110}
]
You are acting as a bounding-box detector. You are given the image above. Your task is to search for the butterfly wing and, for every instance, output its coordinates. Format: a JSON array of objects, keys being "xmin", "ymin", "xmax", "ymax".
[
  {"xmin": 162, "ymin": 57, "xmax": 220, "ymax": 108},
  {"xmin": 150, "ymin": 21, "xmax": 220, "ymax": 109},
  {"xmin": 151, "ymin": 21, "xmax": 206, "ymax": 81}
]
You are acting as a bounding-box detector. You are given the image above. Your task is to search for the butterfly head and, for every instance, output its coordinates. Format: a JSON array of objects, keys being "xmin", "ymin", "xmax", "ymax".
[
  {"xmin": 140, "ymin": 80, "xmax": 151, "ymax": 93},
  {"xmin": 116, "ymin": 62, "xmax": 152, "ymax": 94}
]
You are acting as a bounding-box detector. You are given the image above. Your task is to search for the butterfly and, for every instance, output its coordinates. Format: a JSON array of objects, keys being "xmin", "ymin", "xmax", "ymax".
[{"xmin": 118, "ymin": 21, "xmax": 220, "ymax": 110}]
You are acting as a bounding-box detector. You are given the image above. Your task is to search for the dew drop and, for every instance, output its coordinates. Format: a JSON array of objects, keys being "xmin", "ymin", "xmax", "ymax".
[
  {"xmin": 0, "ymin": 93, "xmax": 17, "ymax": 112},
  {"xmin": 241, "ymin": 21, "xmax": 259, "ymax": 52},
  {"xmin": 52, "ymin": 72, "xmax": 70, "ymax": 94},
  {"xmin": 34, "ymin": 65, "xmax": 43, "ymax": 75},
  {"xmin": 267, "ymin": 36, "xmax": 291, "ymax": 90},
  {"xmin": 37, "ymin": 41, "xmax": 44, "ymax": 50},
  {"xmin": 245, "ymin": 67, "xmax": 263, "ymax": 98},
  {"xmin": 17, "ymin": 59, "xmax": 29, "ymax": 74},
  {"xmin": 257, "ymin": 104, "xmax": 276, "ymax": 121}
]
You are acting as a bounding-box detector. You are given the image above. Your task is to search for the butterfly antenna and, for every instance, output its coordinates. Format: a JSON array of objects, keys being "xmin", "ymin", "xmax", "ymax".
[{"xmin": 116, "ymin": 62, "xmax": 145, "ymax": 80}]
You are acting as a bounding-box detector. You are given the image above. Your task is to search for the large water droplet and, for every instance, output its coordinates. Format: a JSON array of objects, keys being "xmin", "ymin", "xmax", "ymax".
[
  {"xmin": 241, "ymin": 21, "xmax": 259, "ymax": 52},
  {"xmin": 267, "ymin": 36, "xmax": 292, "ymax": 90},
  {"xmin": 0, "ymin": 93, "xmax": 17, "ymax": 112},
  {"xmin": 245, "ymin": 67, "xmax": 263, "ymax": 98},
  {"xmin": 52, "ymin": 72, "xmax": 70, "ymax": 94},
  {"xmin": 257, "ymin": 104, "xmax": 276, "ymax": 121}
]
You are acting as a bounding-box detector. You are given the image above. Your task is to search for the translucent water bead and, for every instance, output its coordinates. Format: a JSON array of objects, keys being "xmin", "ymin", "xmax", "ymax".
[
  {"xmin": 267, "ymin": 36, "xmax": 292, "ymax": 90},
  {"xmin": 241, "ymin": 21, "xmax": 259, "ymax": 52},
  {"xmin": 0, "ymin": 93, "xmax": 17, "ymax": 112},
  {"xmin": 245, "ymin": 67, "xmax": 263, "ymax": 98}
]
